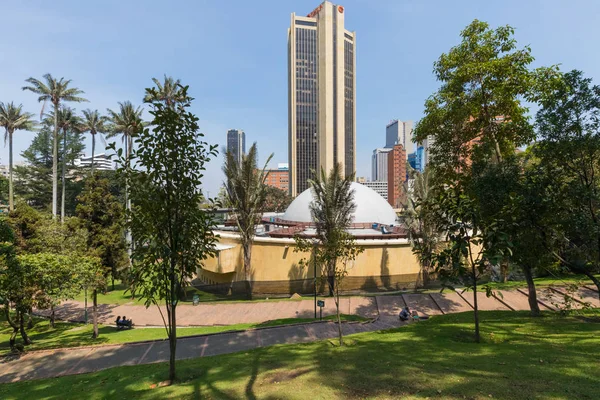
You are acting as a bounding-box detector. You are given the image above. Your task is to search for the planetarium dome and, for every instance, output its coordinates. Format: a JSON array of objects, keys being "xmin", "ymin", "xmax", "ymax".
[{"xmin": 282, "ymin": 182, "xmax": 397, "ymax": 226}]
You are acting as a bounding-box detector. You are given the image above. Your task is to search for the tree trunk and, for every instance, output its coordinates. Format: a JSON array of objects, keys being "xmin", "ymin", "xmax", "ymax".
[
  {"xmin": 335, "ymin": 283, "xmax": 343, "ymax": 347},
  {"xmin": 472, "ymin": 264, "xmax": 480, "ymax": 343},
  {"xmin": 91, "ymin": 289, "xmax": 99, "ymax": 339},
  {"xmin": 19, "ymin": 312, "xmax": 32, "ymax": 345},
  {"xmin": 243, "ymin": 240, "xmax": 253, "ymax": 299},
  {"xmin": 61, "ymin": 127, "xmax": 67, "ymax": 223},
  {"xmin": 91, "ymin": 134, "xmax": 95, "ymax": 176},
  {"xmin": 27, "ymin": 308, "xmax": 34, "ymax": 329},
  {"xmin": 522, "ymin": 265, "xmax": 541, "ymax": 316},
  {"xmin": 8, "ymin": 129, "xmax": 14, "ymax": 211},
  {"xmin": 168, "ymin": 304, "xmax": 177, "ymax": 383},
  {"xmin": 50, "ymin": 305, "xmax": 55, "ymax": 329},
  {"xmin": 52, "ymin": 105, "xmax": 59, "ymax": 218},
  {"xmin": 582, "ymin": 271, "xmax": 600, "ymax": 301},
  {"xmin": 501, "ymin": 262, "xmax": 509, "ymax": 283}
]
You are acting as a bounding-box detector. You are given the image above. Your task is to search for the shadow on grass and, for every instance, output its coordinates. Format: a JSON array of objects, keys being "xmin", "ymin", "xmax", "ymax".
[{"xmin": 1, "ymin": 310, "xmax": 599, "ymax": 399}]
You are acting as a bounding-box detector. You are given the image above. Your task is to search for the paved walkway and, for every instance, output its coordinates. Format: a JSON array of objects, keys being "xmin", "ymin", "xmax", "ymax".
[{"xmin": 2, "ymin": 285, "xmax": 598, "ymax": 383}]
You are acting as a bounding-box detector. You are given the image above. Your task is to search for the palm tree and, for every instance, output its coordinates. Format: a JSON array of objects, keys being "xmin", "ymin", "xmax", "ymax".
[
  {"xmin": 401, "ymin": 166, "xmax": 441, "ymax": 286},
  {"xmin": 22, "ymin": 74, "xmax": 86, "ymax": 218},
  {"xmin": 143, "ymin": 75, "xmax": 186, "ymax": 108},
  {"xmin": 107, "ymin": 101, "xmax": 144, "ymax": 262},
  {"xmin": 223, "ymin": 143, "xmax": 273, "ymax": 297},
  {"xmin": 45, "ymin": 107, "xmax": 81, "ymax": 222},
  {"xmin": 0, "ymin": 102, "xmax": 36, "ymax": 211},
  {"xmin": 78, "ymin": 109, "xmax": 108, "ymax": 176},
  {"xmin": 308, "ymin": 163, "xmax": 356, "ymax": 296}
]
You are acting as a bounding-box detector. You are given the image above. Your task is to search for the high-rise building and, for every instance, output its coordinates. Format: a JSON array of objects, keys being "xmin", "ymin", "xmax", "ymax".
[
  {"xmin": 74, "ymin": 153, "xmax": 114, "ymax": 171},
  {"xmin": 362, "ymin": 180, "xmax": 388, "ymax": 200},
  {"xmin": 288, "ymin": 1, "xmax": 356, "ymax": 196},
  {"xmin": 227, "ymin": 129, "xmax": 245, "ymax": 165},
  {"xmin": 264, "ymin": 163, "xmax": 290, "ymax": 192},
  {"xmin": 385, "ymin": 120, "xmax": 414, "ymax": 156},
  {"xmin": 387, "ymin": 144, "xmax": 406, "ymax": 208},
  {"xmin": 371, "ymin": 147, "xmax": 392, "ymax": 182}
]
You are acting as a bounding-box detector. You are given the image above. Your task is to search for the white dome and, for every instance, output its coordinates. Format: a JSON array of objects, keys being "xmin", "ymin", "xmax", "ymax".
[{"xmin": 282, "ymin": 182, "xmax": 397, "ymax": 225}]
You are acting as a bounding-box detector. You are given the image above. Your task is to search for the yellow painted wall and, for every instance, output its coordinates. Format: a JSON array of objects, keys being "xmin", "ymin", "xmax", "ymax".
[{"xmin": 198, "ymin": 232, "xmax": 422, "ymax": 289}]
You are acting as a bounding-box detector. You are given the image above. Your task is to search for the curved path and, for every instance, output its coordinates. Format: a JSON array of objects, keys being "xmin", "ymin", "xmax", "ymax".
[{"xmin": 2, "ymin": 286, "xmax": 598, "ymax": 383}]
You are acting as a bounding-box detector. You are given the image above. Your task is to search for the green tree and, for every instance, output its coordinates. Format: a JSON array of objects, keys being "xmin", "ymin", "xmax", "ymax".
[
  {"xmin": 22, "ymin": 74, "xmax": 87, "ymax": 218},
  {"xmin": 143, "ymin": 75, "xmax": 186, "ymax": 108},
  {"xmin": 294, "ymin": 163, "xmax": 363, "ymax": 346},
  {"xmin": 78, "ymin": 109, "xmax": 108, "ymax": 175},
  {"xmin": 430, "ymin": 187, "xmax": 512, "ymax": 343},
  {"xmin": 15, "ymin": 118, "xmax": 85, "ymax": 213},
  {"xmin": 76, "ymin": 175, "xmax": 128, "ymax": 337},
  {"xmin": 111, "ymin": 82, "xmax": 218, "ymax": 382},
  {"xmin": 401, "ymin": 166, "xmax": 443, "ymax": 286},
  {"xmin": 535, "ymin": 70, "xmax": 600, "ymax": 295},
  {"xmin": 0, "ymin": 102, "xmax": 35, "ymax": 211},
  {"xmin": 45, "ymin": 107, "xmax": 81, "ymax": 222},
  {"xmin": 223, "ymin": 143, "xmax": 272, "ymax": 296},
  {"xmin": 414, "ymin": 19, "xmax": 558, "ymax": 181},
  {"xmin": 263, "ymin": 186, "xmax": 293, "ymax": 212}
]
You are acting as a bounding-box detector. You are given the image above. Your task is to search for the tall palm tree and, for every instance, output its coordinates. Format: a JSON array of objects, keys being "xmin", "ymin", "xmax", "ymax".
[
  {"xmin": 143, "ymin": 75, "xmax": 186, "ymax": 108},
  {"xmin": 22, "ymin": 74, "xmax": 86, "ymax": 218},
  {"xmin": 107, "ymin": 101, "xmax": 145, "ymax": 260},
  {"xmin": 223, "ymin": 143, "xmax": 273, "ymax": 297},
  {"xmin": 0, "ymin": 102, "xmax": 36, "ymax": 211},
  {"xmin": 78, "ymin": 109, "xmax": 108, "ymax": 176},
  {"xmin": 308, "ymin": 163, "xmax": 356, "ymax": 296},
  {"xmin": 45, "ymin": 107, "xmax": 81, "ymax": 222}
]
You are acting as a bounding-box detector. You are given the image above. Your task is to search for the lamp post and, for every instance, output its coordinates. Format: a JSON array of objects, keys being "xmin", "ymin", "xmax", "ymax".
[{"xmin": 313, "ymin": 238, "xmax": 318, "ymax": 319}]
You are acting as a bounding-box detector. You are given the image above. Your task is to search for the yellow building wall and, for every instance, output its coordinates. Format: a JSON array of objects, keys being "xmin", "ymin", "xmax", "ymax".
[{"xmin": 197, "ymin": 232, "xmax": 423, "ymax": 294}]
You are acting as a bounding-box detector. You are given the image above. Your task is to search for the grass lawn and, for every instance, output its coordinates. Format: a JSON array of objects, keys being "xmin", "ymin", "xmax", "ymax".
[
  {"xmin": 481, "ymin": 274, "xmax": 600, "ymax": 291},
  {"xmin": 73, "ymin": 280, "xmax": 332, "ymax": 306},
  {"xmin": 0, "ymin": 314, "xmax": 367, "ymax": 356},
  {"xmin": 1, "ymin": 311, "xmax": 598, "ymax": 399}
]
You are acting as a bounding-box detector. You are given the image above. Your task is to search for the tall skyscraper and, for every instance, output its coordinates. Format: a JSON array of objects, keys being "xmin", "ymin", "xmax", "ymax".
[
  {"xmin": 227, "ymin": 129, "xmax": 245, "ymax": 165},
  {"xmin": 385, "ymin": 120, "xmax": 414, "ymax": 156},
  {"xmin": 288, "ymin": 1, "xmax": 356, "ymax": 196},
  {"xmin": 387, "ymin": 144, "xmax": 407, "ymax": 208},
  {"xmin": 371, "ymin": 147, "xmax": 392, "ymax": 182}
]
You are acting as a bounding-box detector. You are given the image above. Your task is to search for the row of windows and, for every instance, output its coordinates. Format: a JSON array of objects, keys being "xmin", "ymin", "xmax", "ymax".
[{"xmin": 295, "ymin": 27, "xmax": 318, "ymax": 194}]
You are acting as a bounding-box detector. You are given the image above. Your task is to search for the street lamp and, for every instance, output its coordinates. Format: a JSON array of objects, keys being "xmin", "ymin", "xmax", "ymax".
[
  {"xmin": 312, "ymin": 238, "xmax": 318, "ymax": 319},
  {"xmin": 84, "ymin": 286, "xmax": 88, "ymax": 324}
]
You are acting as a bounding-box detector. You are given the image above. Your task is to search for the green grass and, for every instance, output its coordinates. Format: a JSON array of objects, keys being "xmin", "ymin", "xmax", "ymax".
[
  {"xmin": 0, "ymin": 314, "xmax": 367, "ymax": 356},
  {"xmin": 1, "ymin": 310, "xmax": 598, "ymax": 399},
  {"xmin": 481, "ymin": 274, "xmax": 600, "ymax": 291},
  {"xmin": 73, "ymin": 280, "xmax": 332, "ymax": 306}
]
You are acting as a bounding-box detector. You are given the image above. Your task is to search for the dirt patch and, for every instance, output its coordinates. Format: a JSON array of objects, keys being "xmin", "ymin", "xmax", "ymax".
[{"xmin": 265, "ymin": 367, "xmax": 312, "ymax": 384}]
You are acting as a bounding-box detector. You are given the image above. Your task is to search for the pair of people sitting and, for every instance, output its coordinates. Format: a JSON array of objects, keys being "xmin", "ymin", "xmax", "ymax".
[
  {"xmin": 399, "ymin": 307, "xmax": 411, "ymax": 321},
  {"xmin": 116, "ymin": 316, "xmax": 132, "ymax": 326}
]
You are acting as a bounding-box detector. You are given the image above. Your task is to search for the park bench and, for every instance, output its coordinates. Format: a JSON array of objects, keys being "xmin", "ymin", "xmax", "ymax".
[{"xmin": 115, "ymin": 317, "xmax": 133, "ymax": 330}]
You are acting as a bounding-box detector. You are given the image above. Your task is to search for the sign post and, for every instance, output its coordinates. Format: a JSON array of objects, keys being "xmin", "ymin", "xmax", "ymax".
[{"xmin": 317, "ymin": 300, "xmax": 325, "ymax": 321}]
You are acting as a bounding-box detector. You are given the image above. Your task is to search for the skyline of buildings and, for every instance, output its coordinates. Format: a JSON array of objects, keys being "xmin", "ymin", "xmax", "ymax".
[
  {"xmin": 288, "ymin": 1, "xmax": 356, "ymax": 196},
  {"xmin": 385, "ymin": 120, "xmax": 414, "ymax": 156},
  {"xmin": 226, "ymin": 129, "xmax": 246, "ymax": 165}
]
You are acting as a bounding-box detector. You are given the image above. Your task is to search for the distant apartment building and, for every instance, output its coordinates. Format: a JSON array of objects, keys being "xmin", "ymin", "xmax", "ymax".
[
  {"xmin": 385, "ymin": 120, "xmax": 414, "ymax": 157},
  {"xmin": 74, "ymin": 153, "xmax": 114, "ymax": 171},
  {"xmin": 288, "ymin": 1, "xmax": 356, "ymax": 196},
  {"xmin": 356, "ymin": 176, "xmax": 367, "ymax": 183},
  {"xmin": 264, "ymin": 163, "xmax": 290, "ymax": 192},
  {"xmin": 362, "ymin": 180, "xmax": 388, "ymax": 200},
  {"xmin": 387, "ymin": 144, "xmax": 406, "ymax": 208},
  {"xmin": 371, "ymin": 147, "xmax": 392, "ymax": 182},
  {"xmin": 227, "ymin": 129, "xmax": 245, "ymax": 165}
]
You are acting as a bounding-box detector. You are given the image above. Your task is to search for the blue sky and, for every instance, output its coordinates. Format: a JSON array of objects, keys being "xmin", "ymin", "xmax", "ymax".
[{"xmin": 2, "ymin": 0, "xmax": 600, "ymax": 196}]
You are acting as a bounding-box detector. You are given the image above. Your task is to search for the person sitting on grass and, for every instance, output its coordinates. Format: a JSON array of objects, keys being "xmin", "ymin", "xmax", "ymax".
[
  {"xmin": 116, "ymin": 316, "xmax": 122, "ymax": 325},
  {"xmin": 399, "ymin": 307, "xmax": 411, "ymax": 321}
]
